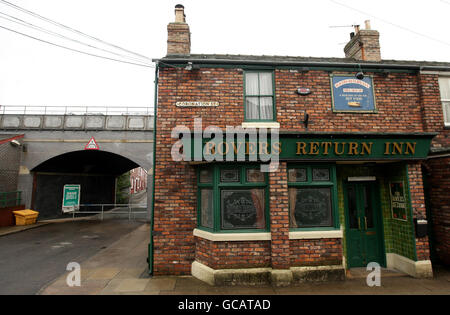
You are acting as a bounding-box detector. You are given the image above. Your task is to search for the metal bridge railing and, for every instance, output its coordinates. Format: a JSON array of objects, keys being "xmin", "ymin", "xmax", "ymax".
[
  {"xmin": 0, "ymin": 105, "xmax": 154, "ymax": 116},
  {"xmin": 0, "ymin": 191, "xmax": 22, "ymax": 208},
  {"xmin": 71, "ymin": 203, "xmax": 147, "ymax": 221}
]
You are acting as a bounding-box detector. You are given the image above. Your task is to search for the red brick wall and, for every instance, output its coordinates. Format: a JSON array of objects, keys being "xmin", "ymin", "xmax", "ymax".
[
  {"xmin": 195, "ymin": 237, "xmax": 271, "ymax": 269},
  {"xmin": 290, "ymin": 238, "xmax": 343, "ymax": 266},
  {"xmin": 425, "ymin": 157, "xmax": 450, "ymax": 264},
  {"xmin": 269, "ymin": 162, "xmax": 290, "ymax": 269},
  {"xmin": 407, "ymin": 162, "xmax": 430, "ymax": 261}
]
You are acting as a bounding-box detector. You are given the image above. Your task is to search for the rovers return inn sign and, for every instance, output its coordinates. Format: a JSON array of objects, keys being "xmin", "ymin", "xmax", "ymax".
[{"xmin": 185, "ymin": 134, "xmax": 434, "ymax": 161}]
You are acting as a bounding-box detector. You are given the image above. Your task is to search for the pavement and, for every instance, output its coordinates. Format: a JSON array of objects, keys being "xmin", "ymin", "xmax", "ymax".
[
  {"xmin": 0, "ymin": 218, "xmax": 144, "ymax": 294},
  {"xmin": 37, "ymin": 223, "xmax": 450, "ymax": 295}
]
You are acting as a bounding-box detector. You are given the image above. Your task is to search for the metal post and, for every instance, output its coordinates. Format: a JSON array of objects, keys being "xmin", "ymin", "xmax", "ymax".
[{"xmin": 101, "ymin": 205, "xmax": 104, "ymax": 221}]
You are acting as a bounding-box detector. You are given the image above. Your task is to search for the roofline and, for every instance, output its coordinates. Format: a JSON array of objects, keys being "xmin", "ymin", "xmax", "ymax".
[{"xmin": 153, "ymin": 57, "xmax": 450, "ymax": 71}]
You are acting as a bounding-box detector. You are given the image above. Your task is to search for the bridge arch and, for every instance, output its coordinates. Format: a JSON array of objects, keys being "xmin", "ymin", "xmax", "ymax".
[{"xmin": 30, "ymin": 150, "xmax": 146, "ymax": 219}]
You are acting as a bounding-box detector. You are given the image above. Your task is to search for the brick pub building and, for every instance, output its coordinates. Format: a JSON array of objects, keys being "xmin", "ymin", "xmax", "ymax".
[{"xmin": 149, "ymin": 5, "xmax": 450, "ymax": 285}]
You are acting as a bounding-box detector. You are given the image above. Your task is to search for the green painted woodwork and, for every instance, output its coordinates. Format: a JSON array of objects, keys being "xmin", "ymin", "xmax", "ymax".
[
  {"xmin": 187, "ymin": 135, "xmax": 434, "ymax": 162},
  {"xmin": 344, "ymin": 182, "xmax": 385, "ymax": 267},
  {"xmin": 197, "ymin": 164, "xmax": 270, "ymax": 233}
]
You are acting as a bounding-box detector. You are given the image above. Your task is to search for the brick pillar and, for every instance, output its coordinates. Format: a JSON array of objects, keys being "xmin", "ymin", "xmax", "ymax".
[
  {"xmin": 269, "ymin": 162, "xmax": 290, "ymax": 269},
  {"xmin": 407, "ymin": 162, "xmax": 430, "ymax": 261}
]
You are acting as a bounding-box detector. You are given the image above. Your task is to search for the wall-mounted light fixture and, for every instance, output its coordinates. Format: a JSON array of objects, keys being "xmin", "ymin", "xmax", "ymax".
[
  {"xmin": 355, "ymin": 64, "xmax": 364, "ymax": 80},
  {"xmin": 10, "ymin": 139, "xmax": 21, "ymax": 147},
  {"xmin": 302, "ymin": 111, "xmax": 309, "ymax": 130}
]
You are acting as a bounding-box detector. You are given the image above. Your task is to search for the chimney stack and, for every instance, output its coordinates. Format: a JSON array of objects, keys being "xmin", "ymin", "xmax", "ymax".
[
  {"xmin": 344, "ymin": 20, "xmax": 381, "ymax": 62},
  {"xmin": 167, "ymin": 4, "xmax": 191, "ymax": 56}
]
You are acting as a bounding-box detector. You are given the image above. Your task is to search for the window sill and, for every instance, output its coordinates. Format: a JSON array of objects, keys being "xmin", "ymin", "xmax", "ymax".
[
  {"xmin": 241, "ymin": 122, "xmax": 280, "ymax": 129},
  {"xmin": 289, "ymin": 230, "xmax": 343, "ymax": 240},
  {"xmin": 193, "ymin": 228, "xmax": 271, "ymax": 242}
]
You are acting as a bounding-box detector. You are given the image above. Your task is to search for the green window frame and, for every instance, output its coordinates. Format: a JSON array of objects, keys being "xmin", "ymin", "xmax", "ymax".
[
  {"xmin": 197, "ymin": 164, "xmax": 270, "ymax": 233},
  {"xmin": 244, "ymin": 70, "xmax": 276, "ymax": 122},
  {"xmin": 287, "ymin": 164, "xmax": 339, "ymax": 231}
]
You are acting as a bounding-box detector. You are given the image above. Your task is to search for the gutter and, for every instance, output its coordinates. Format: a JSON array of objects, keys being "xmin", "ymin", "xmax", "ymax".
[
  {"xmin": 154, "ymin": 57, "xmax": 450, "ymax": 72},
  {"xmin": 148, "ymin": 62, "xmax": 159, "ymax": 275}
]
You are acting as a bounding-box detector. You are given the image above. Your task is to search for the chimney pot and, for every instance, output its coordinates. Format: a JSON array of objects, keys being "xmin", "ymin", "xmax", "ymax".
[
  {"xmin": 174, "ymin": 4, "xmax": 186, "ymax": 23},
  {"xmin": 365, "ymin": 20, "xmax": 371, "ymax": 30}
]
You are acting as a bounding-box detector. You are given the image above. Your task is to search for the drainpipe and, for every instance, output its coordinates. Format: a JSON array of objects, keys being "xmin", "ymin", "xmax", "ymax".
[{"xmin": 148, "ymin": 62, "xmax": 159, "ymax": 275}]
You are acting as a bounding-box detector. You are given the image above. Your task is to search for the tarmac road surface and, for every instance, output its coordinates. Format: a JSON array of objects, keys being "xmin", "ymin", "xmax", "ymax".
[{"xmin": 0, "ymin": 218, "xmax": 145, "ymax": 295}]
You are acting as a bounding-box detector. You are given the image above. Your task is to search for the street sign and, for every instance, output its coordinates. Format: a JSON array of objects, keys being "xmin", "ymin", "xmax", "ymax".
[
  {"xmin": 62, "ymin": 184, "xmax": 81, "ymax": 213},
  {"xmin": 85, "ymin": 137, "xmax": 99, "ymax": 150}
]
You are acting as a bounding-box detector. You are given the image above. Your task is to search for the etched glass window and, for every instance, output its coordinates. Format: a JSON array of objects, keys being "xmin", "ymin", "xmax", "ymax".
[
  {"xmin": 200, "ymin": 189, "xmax": 214, "ymax": 229},
  {"xmin": 288, "ymin": 168, "xmax": 307, "ymax": 182},
  {"xmin": 289, "ymin": 187, "xmax": 333, "ymax": 228},
  {"xmin": 199, "ymin": 169, "xmax": 212, "ymax": 183},
  {"xmin": 220, "ymin": 169, "xmax": 240, "ymax": 182},
  {"xmin": 247, "ymin": 169, "xmax": 265, "ymax": 183},
  {"xmin": 312, "ymin": 168, "xmax": 330, "ymax": 181},
  {"xmin": 221, "ymin": 189, "xmax": 265, "ymax": 230}
]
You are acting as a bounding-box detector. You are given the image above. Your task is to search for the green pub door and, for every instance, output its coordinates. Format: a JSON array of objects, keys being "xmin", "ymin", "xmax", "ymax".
[{"xmin": 344, "ymin": 182, "xmax": 385, "ymax": 268}]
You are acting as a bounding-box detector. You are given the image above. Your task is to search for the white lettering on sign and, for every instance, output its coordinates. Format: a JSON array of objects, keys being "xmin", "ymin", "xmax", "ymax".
[
  {"xmin": 176, "ymin": 101, "xmax": 219, "ymax": 107},
  {"xmin": 334, "ymin": 79, "xmax": 371, "ymax": 89}
]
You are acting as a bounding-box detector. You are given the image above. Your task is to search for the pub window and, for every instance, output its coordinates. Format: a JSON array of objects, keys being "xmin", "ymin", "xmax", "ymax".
[
  {"xmin": 288, "ymin": 165, "xmax": 338, "ymax": 229},
  {"xmin": 197, "ymin": 165, "xmax": 269, "ymax": 232},
  {"xmin": 244, "ymin": 71, "xmax": 275, "ymax": 121},
  {"xmin": 438, "ymin": 77, "xmax": 450, "ymax": 126}
]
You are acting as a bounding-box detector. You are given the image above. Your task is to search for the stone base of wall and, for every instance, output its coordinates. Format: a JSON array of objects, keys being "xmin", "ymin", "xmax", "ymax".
[
  {"xmin": 386, "ymin": 253, "xmax": 433, "ymax": 278},
  {"xmin": 192, "ymin": 261, "xmax": 345, "ymax": 286}
]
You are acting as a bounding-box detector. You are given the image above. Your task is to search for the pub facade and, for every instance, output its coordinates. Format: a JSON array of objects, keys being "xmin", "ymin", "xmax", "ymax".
[{"xmin": 149, "ymin": 5, "xmax": 450, "ymax": 285}]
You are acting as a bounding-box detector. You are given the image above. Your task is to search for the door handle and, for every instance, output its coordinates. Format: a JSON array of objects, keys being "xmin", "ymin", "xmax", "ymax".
[
  {"xmin": 358, "ymin": 219, "xmax": 361, "ymax": 231},
  {"xmin": 364, "ymin": 217, "xmax": 368, "ymax": 230}
]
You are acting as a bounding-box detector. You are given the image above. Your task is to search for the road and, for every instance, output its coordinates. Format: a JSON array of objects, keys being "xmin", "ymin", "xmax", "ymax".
[{"xmin": 0, "ymin": 219, "xmax": 145, "ymax": 295}]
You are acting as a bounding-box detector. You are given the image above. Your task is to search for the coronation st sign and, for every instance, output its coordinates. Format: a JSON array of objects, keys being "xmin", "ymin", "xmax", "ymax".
[{"xmin": 187, "ymin": 137, "xmax": 432, "ymax": 161}]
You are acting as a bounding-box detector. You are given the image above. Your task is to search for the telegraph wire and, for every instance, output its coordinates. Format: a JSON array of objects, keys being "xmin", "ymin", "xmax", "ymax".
[
  {"xmin": 0, "ymin": 0, "xmax": 154, "ymax": 63},
  {"xmin": 0, "ymin": 24, "xmax": 155, "ymax": 68},
  {"xmin": 0, "ymin": 11, "xmax": 154, "ymax": 66},
  {"xmin": 329, "ymin": 0, "xmax": 450, "ymax": 47}
]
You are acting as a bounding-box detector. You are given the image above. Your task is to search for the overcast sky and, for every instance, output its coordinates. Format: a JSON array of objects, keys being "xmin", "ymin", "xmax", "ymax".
[{"xmin": 0, "ymin": 0, "xmax": 449, "ymax": 110}]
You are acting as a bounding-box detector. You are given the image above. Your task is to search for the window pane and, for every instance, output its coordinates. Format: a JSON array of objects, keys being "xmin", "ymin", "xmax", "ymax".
[
  {"xmin": 259, "ymin": 73, "xmax": 273, "ymax": 95},
  {"xmin": 260, "ymin": 97, "xmax": 273, "ymax": 120},
  {"xmin": 221, "ymin": 189, "xmax": 265, "ymax": 229},
  {"xmin": 220, "ymin": 169, "xmax": 240, "ymax": 182},
  {"xmin": 444, "ymin": 101, "xmax": 450, "ymax": 124},
  {"xmin": 288, "ymin": 168, "xmax": 307, "ymax": 182},
  {"xmin": 247, "ymin": 169, "xmax": 265, "ymax": 183},
  {"xmin": 439, "ymin": 77, "xmax": 450, "ymax": 100},
  {"xmin": 246, "ymin": 97, "xmax": 259, "ymax": 120},
  {"xmin": 200, "ymin": 189, "xmax": 214, "ymax": 229},
  {"xmin": 312, "ymin": 168, "xmax": 330, "ymax": 181},
  {"xmin": 199, "ymin": 169, "xmax": 212, "ymax": 183},
  {"xmin": 290, "ymin": 187, "xmax": 333, "ymax": 228},
  {"xmin": 245, "ymin": 73, "xmax": 259, "ymax": 95}
]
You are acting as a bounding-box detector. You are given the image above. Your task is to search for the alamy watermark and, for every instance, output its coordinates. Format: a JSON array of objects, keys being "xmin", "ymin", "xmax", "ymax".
[
  {"xmin": 66, "ymin": 262, "xmax": 81, "ymax": 287},
  {"xmin": 366, "ymin": 262, "xmax": 381, "ymax": 287},
  {"xmin": 171, "ymin": 118, "xmax": 280, "ymax": 172}
]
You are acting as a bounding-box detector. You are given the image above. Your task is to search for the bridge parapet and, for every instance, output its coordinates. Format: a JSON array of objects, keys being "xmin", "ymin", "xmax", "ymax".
[{"xmin": 0, "ymin": 106, "xmax": 154, "ymax": 131}]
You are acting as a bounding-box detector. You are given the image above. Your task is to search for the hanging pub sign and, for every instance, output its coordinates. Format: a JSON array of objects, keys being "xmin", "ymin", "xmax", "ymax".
[
  {"xmin": 331, "ymin": 75, "xmax": 377, "ymax": 113},
  {"xmin": 389, "ymin": 181, "xmax": 407, "ymax": 221}
]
